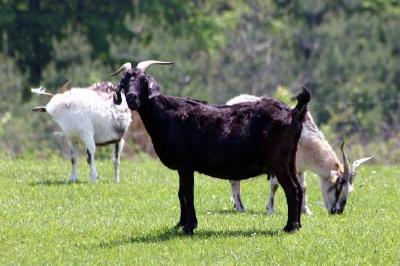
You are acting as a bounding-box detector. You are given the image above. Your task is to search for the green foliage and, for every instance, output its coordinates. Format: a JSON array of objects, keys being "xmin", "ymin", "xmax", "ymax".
[
  {"xmin": 0, "ymin": 159, "xmax": 399, "ymax": 264},
  {"xmin": 0, "ymin": 0, "xmax": 399, "ymax": 162}
]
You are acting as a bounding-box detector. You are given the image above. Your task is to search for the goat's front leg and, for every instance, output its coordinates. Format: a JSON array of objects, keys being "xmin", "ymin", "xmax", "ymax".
[
  {"xmin": 230, "ymin": 180, "xmax": 245, "ymax": 212},
  {"xmin": 266, "ymin": 176, "xmax": 279, "ymax": 215},
  {"xmin": 276, "ymin": 168, "xmax": 302, "ymax": 232},
  {"xmin": 83, "ymin": 136, "xmax": 97, "ymax": 182},
  {"xmin": 298, "ymin": 172, "xmax": 312, "ymax": 215},
  {"xmin": 114, "ymin": 138, "xmax": 125, "ymax": 183},
  {"xmin": 176, "ymin": 180, "xmax": 187, "ymax": 228},
  {"xmin": 69, "ymin": 142, "xmax": 79, "ymax": 182},
  {"xmin": 178, "ymin": 168, "xmax": 197, "ymax": 235}
]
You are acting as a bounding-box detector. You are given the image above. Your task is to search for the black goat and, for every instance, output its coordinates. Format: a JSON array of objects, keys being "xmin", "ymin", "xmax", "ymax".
[{"xmin": 111, "ymin": 61, "xmax": 310, "ymax": 234}]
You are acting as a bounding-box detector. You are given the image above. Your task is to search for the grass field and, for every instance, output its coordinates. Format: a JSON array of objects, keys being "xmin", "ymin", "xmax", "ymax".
[{"xmin": 0, "ymin": 156, "xmax": 399, "ymax": 265}]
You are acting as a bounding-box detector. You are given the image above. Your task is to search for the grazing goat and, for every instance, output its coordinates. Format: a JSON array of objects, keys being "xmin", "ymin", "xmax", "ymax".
[
  {"xmin": 111, "ymin": 60, "xmax": 310, "ymax": 234},
  {"xmin": 32, "ymin": 81, "xmax": 132, "ymax": 182},
  {"xmin": 227, "ymin": 94, "xmax": 374, "ymax": 215}
]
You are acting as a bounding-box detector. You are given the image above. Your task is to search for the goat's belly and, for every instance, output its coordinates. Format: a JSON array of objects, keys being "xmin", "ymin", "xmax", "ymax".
[
  {"xmin": 194, "ymin": 157, "xmax": 265, "ymax": 180},
  {"xmin": 94, "ymin": 131, "xmax": 121, "ymax": 145},
  {"xmin": 198, "ymin": 166, "xmax": 265, "ymax": 180}
]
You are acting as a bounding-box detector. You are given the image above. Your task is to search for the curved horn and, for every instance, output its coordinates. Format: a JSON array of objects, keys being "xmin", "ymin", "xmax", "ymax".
[
  {"xmin": 136, "ymin": 60, "xmax": 174, "ymax": 72},
  {"xmin": 340, "ymin": 141, "xmax": 351, "ymax": 180},
  {"xmin": 352, "ymin": 155, "xmax": 375, "ymax": 176},
  {"xmin": 58, "ymin": 80, "xmax": 71, "ymax": 93},
  {"xmin": 110, "ymin": 62, "xmax": 132, "ymax": 76}
]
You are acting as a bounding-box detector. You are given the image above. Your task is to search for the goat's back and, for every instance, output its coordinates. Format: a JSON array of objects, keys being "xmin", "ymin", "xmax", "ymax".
[
  {"xmin": 46, "ymin": 89, "xmax": 131, "ymax": 143},
  {"xmin": 145, "ymin": 96, "xmax": 303, "ymax": 179}
]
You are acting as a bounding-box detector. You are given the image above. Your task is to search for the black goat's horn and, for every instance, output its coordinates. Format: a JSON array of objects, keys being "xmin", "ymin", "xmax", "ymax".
[
  {"xmin": 136, "ymin": 60, "xmax": 175, "ymax": 72},
  {"xmin": 110, "ymin": 63, "xmax": 132, "ymax": 76}
]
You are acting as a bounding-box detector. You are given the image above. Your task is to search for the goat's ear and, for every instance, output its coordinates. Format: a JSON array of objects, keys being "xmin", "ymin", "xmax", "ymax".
[
  {"xmin": 113, "ymin": 85, "xmax": 123, "ymax": 105},
  {"xmin": 58, "ymin": 80, "xmax": 71, "ymax": 93},
  {"xmin": 330, "ymin": 170, "xmax": 340, "ymax": 182},
  {"xmin": 148, "ymin": 79, "xmax": 161, "ymax": 99}
]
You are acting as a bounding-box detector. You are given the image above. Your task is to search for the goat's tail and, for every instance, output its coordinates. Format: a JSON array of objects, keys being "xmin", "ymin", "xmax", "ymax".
[
  {"xmin": 292, "ymin": 87, "xmax": 310, "ymax": 122},
  {"xmin": 32, "ymin": 106, "xmax": 47, "ymax": 112},
  {"xmin": 31, "ymin": 87, "xmax": 54, "ymax": 98}
]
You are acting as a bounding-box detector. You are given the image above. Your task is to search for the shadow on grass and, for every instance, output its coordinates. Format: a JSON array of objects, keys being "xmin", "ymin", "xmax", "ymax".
[
  {"xmin": 210, "ymin": 209, "xmax": 267, "ymax": 215},
  {"xmin": 98, "ymin": 226, "xmax": 281, "ymax": 248},
  {"xmin": 29, "ymin": 179, "xmax": 88, "ymax": 186}
]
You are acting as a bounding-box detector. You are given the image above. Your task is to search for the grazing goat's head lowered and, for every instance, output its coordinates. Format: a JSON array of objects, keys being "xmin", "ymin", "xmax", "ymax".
[
  {"xmin": 323, "ymin": 141, "xmax": 374, "ymax": 214},
  {"xmin": 111, "ymin": 61, "xmax": 174, "ymax": 109}
]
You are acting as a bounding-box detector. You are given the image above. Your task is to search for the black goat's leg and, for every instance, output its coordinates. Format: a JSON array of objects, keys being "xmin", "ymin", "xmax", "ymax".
[
  {"xmin": 289, "ymin": 147, "xmax": 303, "ymax": 227},
  {"xmin": 276, "ymin": 169, "xmax": 300, "ymax": 233},
  {"xmin": 178, "ymin": 168, "xmax": 197, "ymax": 235},
  {"xmin": 291, "ymin": 171, "xmax": 303, "ymax": 228},
  {"xmin": 175, "ymin": 174, "xmax": 187, "ymax": 228}
]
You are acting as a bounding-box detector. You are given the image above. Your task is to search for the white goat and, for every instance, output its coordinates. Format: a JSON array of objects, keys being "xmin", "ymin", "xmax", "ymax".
[
  {"xmin": 227, "ymin": 94, "xmax": 374, "ymax": 215},
  {"xmin": 32, "ymin": 81, "xmax": 132, "ymax": 182}
]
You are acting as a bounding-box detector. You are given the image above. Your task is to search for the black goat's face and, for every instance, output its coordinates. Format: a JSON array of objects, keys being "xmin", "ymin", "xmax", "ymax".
[{"xmin": 114, "ymin": 69, "xmax": 160, "ymax": 111}]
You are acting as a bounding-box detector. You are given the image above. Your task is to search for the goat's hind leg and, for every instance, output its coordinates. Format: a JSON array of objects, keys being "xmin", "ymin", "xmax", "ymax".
[
  {"xmin": 276, "ymin": 169, "xmax": 302, "ymax": 232},
  {"xmin": 69, "ymin": 142, "xmax": 79, "ymax": 182},
  {"xmin": 83, "ymin": 136, "xmax": 97, "ymax": 182},
  {"xmin": 114, "ymin": 138, "xmax": 125, "ymax": 183},
  {"xmin": 298, "ymin": 172, "xmax": 312, "ymax": 215}
]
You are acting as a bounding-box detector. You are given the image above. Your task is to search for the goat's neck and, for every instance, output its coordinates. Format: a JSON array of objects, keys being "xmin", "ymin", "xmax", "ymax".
[
  {"xmin": 137, "ymin": 95, "xmax": 170, "ymax": 144},
  {"xmin": 298, "ymin": 131, "xmax": 343, "ymax": 184}
]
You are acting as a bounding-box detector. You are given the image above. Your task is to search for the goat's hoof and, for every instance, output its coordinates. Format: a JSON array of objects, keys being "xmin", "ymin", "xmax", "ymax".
[
  {"xmin": 183, "ymin": 225, "xmax": 194, "ymax": 235},
  {"xmin": 266, "ymin": 208, "xmax": 275, "ymax": 215},
  {"xmin": 174, "ymin": 221, "xmax": 185, "ymax": 228},
  {"xmin": 283, "ymin": 222, "xmax": 300, "ymax": 233},
  {"xmin": 234, "ymin": 204, "xmax": 246, "ymax": 213},
  {"xmin": 302, "ymin": 208, "xmax": 313, "ymax": 216}
]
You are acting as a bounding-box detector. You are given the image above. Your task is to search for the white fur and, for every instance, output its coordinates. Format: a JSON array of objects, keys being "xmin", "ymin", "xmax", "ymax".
[
  {"xmin": 227, "ymin": 94, "xmax": 343, "ymax": 214},
  {"xmin": 33, "ymin": 82, "xmax": 132, "ymax": 182}
]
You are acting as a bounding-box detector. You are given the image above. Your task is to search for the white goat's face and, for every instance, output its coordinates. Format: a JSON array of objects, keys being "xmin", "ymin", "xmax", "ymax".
[
  {"xmin": 321, "ymin": 143, "xmax": 374, "ymax": 215},
  {"xmin": 321, "ymin": 173, "xmax": 353, "ymax": 214}
]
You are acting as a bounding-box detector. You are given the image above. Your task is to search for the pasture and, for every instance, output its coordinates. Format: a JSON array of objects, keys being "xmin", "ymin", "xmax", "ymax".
[{"xmin": 0, "ymin": 156, "xmax": 399, "ymax": 264}]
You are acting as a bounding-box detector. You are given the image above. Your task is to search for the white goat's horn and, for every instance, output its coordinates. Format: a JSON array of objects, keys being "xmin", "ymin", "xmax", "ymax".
[
  {"xmin": 136, "ymin": 60, "xmax": 175, "ymax": 72},
  {"xmin": 340, "ymin": 141, "xmax": 351, "ymax": 180},
  {"xmin": 352, "ymin": 155, "xmax": 375, "ymax": 176},
  {"xmin": 110, "ymin": 63, "xmax": 132, "ymax": 76}
]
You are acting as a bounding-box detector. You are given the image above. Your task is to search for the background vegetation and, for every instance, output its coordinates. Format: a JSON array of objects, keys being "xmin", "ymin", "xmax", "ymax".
[{"xmin": 0, "ymin": 0, "xmax": 399, "ymax": 163}]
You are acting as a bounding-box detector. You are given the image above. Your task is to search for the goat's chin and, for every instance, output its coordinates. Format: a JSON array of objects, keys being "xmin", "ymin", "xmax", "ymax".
[{"xmin": 127, "ymin": 101, "xmax": 139, "ymax": 111}]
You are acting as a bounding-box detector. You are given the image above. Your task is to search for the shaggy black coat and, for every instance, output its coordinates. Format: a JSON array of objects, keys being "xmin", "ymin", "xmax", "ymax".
[{"xmin": 114, "ymin": 68, "xmax": 310, "ymax": 234}]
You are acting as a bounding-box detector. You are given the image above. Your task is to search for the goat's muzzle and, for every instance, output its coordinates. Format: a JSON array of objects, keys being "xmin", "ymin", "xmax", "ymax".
[{"xmin": 126, "ymin": 94, "xmax": 140, "ymax": 110}]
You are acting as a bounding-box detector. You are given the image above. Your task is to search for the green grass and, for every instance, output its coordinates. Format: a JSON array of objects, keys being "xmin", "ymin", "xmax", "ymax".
[{"xmin": 0, "ymin": 157, "xmax": 399, "ymax": 265}]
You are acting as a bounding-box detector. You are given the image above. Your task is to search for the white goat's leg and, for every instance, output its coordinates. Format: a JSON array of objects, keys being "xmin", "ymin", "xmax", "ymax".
[
  {"xmin": 298, "ymin": 172, "xmax": 312, "ymax": 215},
  {"xmin": 69, "ymin": 142, "xmax": 79, "ymax": 182},
  {"xmin": 266, "ymin": 176, "xmax": 279, "ymax": 215},
  {"xmin": 230, "ymin": 180, "xmax": 245, "ymax": 212},
  {"xmin": 83, "ymin": 136, "xmax": 97, "ymax": 182},
  {"xmin": 114, "ymin": 138, "xmax": 125, "ymax": 183}
]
